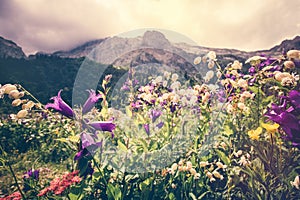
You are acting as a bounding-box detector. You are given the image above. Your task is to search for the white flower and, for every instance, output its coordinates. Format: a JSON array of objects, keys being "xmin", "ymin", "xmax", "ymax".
[
  {"xmin": 12, "ymin": 99, "xmax": 22, "ymax": 107},
  {"xmin": 16, "ymin": 109, "xmax": 28, "ymax": 119},
  {"xmin": 204, "ymin": 70, "xmax": 214, "ymax": 82},
  {"xmin": 186, "ymin": 161, "xmax": 193, "ymax": 170},
  {"xmin": 216, "ymin": 71, "xmax": 222, "ymax": 79},
  {"xmin": 171, "ymin": 73, "xmax": 179, "ymax": 82},
  {"xmin": 237, "ymin": 79, "xmax": 248, "ymax": 89},
  {"xmin": 283, "ymin": 61, "xmax": 295, "ymax": 69},
  {"xmin": 200, "ymin": 161, "xmax": 209, "ymax": 167},
  {"xmin": 3, "ymin": 84, "xmax": 17, "ymax": 94},
  {"xmin": 170, "ymin": 81, "xmax": 181, "ymax": 90},
  {"xmin": 164, "ymin": 71, "xmax": 171, "ymax": 79},
  {"xmin": 287, "ymin": 50, "xmax": 300, "ymax": 59},
  {"xmin": 154, "ymin": 76, "xmax": 163, "ymax": 84},
  {"xmin": 208, "ymin": 61, "xmax": 214, "ymax": 69},
  {"xmin": 231, "ymin": 60, "xmax": 242, "ymax": 70},
  {"xmin": 194, "ymin": 56, "xmax": 202, "ymax": 65},
  {"xmin": 245, "ymin": 56, "xmax": 266, "ymax": 64},
  {"xmin": 216, "ymin": 161, "xmax": 227, "ymax": 169},
  {"xmin": 212, "ymin": 170, "xmax": 224, "ymax": 180},
  {"xmin": 207, "ymin": 51, "xmax": 216, "ymax": 60},
  {"xmin": 290, "ymin": 176, "xmax": 300, "ymax": 189},
  {"xmin": 189, "ymin": 168, "xmax": 197, "ymax": 175}
]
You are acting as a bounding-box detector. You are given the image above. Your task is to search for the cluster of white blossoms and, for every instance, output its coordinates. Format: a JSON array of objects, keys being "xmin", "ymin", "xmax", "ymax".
[
  {"xmin": 167, "ymin": 160, "xmax": 200, "ymax": 179},
  {"xmin": 193, "ymin": 51, "xmax": 218, "ymax": 83},
  {"xmin": 0, "ymin": 84, "xmax": 37, "ymax": 120}
]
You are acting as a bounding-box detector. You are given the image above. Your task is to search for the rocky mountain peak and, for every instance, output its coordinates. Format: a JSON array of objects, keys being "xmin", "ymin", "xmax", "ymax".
[
  {"xmin": 0, "ymin": 36, "xmax": 26, "ymax": 59},
  {"xmin": 142, "ymin": 30, "xmax": 171, "ymax": 49}
]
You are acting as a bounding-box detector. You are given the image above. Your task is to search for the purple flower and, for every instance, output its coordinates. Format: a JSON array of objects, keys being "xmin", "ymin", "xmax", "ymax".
[
  {"xmin": 74, "ymin": 132, "xmax": 102, "ymax": 160},
  {"xmin": 150, "ymin": 109, "xmax": 162, "ymax": 123},
  {"xmin": 88, "ymin": 121, "xmax": 116, "ymax": 138},
  {"xmin": 82, "ymin": 90, "xmax": 102, "ymax": 114},
  {"xmin": 265, "ymin": 91, "xmax": 300, "ymax": 147},
  {"xmin": 45, "ymin": 90, "xmax": 74, "ymax": 118},
  {"xmin": 288, "ymin": 90, "xmax": 300, "ymax": 109},
  {"xmin": 24, "ymin": 169, "xmax": 39, "ymax": 180},
  {"xmin": 156, "ymin": 122, "xmax": 164, "ymax": 129},
  {"xmin": 144, "ymin": 124, "xmax": 150, "ymax": 136}
]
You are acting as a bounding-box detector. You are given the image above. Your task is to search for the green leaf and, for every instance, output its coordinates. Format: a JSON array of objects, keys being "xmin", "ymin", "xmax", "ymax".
[
  {"xmin": 189, "ymin": 193, "xmax": 197, "ymax": 200},
  {"xmin": 215, "ymin": 149, "xmax": 230, "ymax": 165},
  {"xmin": 106, "ymin": 183, "xmax": 122, "ymax": 200},
  {"xmin": 117, "ymin": 140, "xmax": 128, "ymax": 152}
]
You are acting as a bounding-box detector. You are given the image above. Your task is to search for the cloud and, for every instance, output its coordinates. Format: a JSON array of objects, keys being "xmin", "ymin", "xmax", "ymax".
[{"xmin": 0, "ymin": 0, "xmax": 299, "ymax": 54}]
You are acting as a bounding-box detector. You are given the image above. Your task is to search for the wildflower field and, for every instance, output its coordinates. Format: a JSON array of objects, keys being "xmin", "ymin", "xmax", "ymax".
[{"xmin": 1, "ymin": 49, "xmax": 300, "ymax": 199}]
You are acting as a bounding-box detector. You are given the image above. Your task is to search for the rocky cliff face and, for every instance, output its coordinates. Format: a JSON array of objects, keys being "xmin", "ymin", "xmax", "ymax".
[{"xmin": 0, "ymin": 36, "xmax": 26, "ymax": 59}]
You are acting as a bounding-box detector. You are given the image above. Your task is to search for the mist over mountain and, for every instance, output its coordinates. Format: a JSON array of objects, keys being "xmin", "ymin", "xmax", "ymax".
[{"xmin": 0, "ymin": 31, "xmax": 299, "ymax": 111}]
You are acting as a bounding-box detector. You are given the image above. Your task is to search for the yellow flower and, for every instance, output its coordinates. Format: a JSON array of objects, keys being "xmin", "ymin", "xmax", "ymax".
[
  {"xmin": 261, "ymin": 122, "xmax": 279, "ymax": 134},
  {"xmin": 248, "ymin": 127, "xmax": 262, "ymax": 140}
]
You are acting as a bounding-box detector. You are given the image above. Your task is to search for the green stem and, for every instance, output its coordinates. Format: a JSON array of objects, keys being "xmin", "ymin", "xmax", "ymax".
[{"xmin": 0, "ymin": 145, "xmax": 27, "ymax": 199}]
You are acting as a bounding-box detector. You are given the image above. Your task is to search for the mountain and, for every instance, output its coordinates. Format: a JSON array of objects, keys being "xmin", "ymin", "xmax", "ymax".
[
  {"xmin": 52, "ymin": 38, "xmax": 106, "ymax": 58},
  {"xmin": 0, "ymin": 36, "xmax": 26, "ymax": 59},
  {"xmin": 0, "ymin": 32, "xmax": 299, "ymax": 114}
]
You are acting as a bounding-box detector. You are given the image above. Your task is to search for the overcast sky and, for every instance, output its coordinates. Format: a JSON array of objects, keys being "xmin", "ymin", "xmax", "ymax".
[{"xmin": 0, "ymin": 0, "xmax": 299, "ymax": 55}]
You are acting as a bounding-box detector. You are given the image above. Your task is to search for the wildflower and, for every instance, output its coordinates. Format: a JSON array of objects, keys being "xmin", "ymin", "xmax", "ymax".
[
  {"xmin": 186, "ymin": 161, "xmax": 193, "ymax": 170},
  {"xmin": 37, "ymin": 171, "xmax": 82, "ymax": 196},
  {"xmin": 238, "ymin": 155, "xmax": 250, "ymax": 166},
  {"xmin": 231, "ymin": 60, "xmax": 242, "ymax": 70},
  {"xmin": 237, "ymin": 79, "xmax": 248, "ymax": 89},
  {"xmin": 171, "ymin": 163, "xmax": 178, "ymax": 171},
  {"xmin": 284, "ymin": 60, "xmax": 295, "ymax": 69},
  {"xmin": 208, "ymin": 61, "xmax": 214, "ymax": 69},
  {"xmin": 45, "ymin": 90, "xmax": 74, "ymax": 118},
  {"xmin": 289, "ymin": 90, "xmax": 300, "ymax": 108},
  {"xmin": 150, "ymin": 109, "xmax": 162, "ymax": 123},
  {"xmin": 156, "ymin": 121, "xmax": 164, "ymax": 129},
  {"xmin": 171, "ymin": 183, "xmax": 177, "ymax": 189},
  {"xmin": 212, "ymin": 170, "xmax": 224, "ymax": 180},
  {"xmin": 12, "ymin": 99, "xmax": 22, "ymax": 107},
  {"xmin": 207, "ymin": 51, "xmax": 216, "ymax": 60},
  {"xmin": 74, "ymin": 132, "xmax": 103, "ymax": 160},
  {"xmin": 214, "ymin": 71, "xmax": 221, "ymax": 80},
  {"xmin": 204, "ymin": 70, "xmax": 214, "ymax": 82},
  {"xmin": 189, "ymin": 168, "xmax": 197, "ymax": 175},
  {"xmin": 290, "ymin": 175, "xmax": 300, "ymax": 189},
  {"xmin": 245, "ymin": 56, "xmax": 266, "ymax": 64},
  {"xmin": 287, "ymin": 50, "xmax": 300, "ymax": 59},
  {"xmin": 3, "ymin": 84, "xmax": 17, "ymax": 94},
  {"xmin": 88, "ymin": 121, "xmax": 116, "ymax": 133},
  {"xmin": 194, "ymin": 56, "xmax": 202, "ymax": 65},
  {"xmin": 8, "ymin": 89, "xmax": 21, "ymax": 99},
  {"xmin": 206, "ymin": 171, "xmax": 213, "ymax": 179},
  {"xmin": 248, "ymin": 127, "xmax": 262, "ymax": 140},
  {"xmin": 171, "ymin": 74, "xmax": 179, "ymax": 82},
  {"xmin": 144, "ymin": 124, "xmax": 150, "ymax": 136},
  {"xmin": 1, "ymin": 191, "xmax": 22, "ymax": 200},
  {"xmin": 16, "ymin": 109, "xmax": 28, "ymax": 119},
  {"xmin": 216, "ymin": 161, "xmax": 227, "ymax": 169},
  {"xmin": 200, "ymin": 161, "xmax": 209, "ymax": 167},
  {"xmin": 22, "ymin": 100, "xmax": 35, "ymax": 110},
  {"xmin": 23, "ymin": 168, "xmax": 39, "ymax": 180},
  {"xmin": 234, "ymin": 150, "xmax": 243, "ymax": 157},
  {"xmin": 82, "ymin": 90, "xmax": 102, "ymax": 114},
  {"xmin": 261, "ymin": 122, "xmax": 279, "ymax": 134},
  {"xmin": 265, "ymin": 93, "xmax": 300, "ymax": 146}
]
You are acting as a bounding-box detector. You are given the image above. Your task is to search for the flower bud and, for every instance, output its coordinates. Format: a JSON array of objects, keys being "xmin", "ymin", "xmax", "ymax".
[
  {"xmin": 287, "ymin": 50, "xmax": 300, "ymax": 59},
  {"xmin": 193, "ymin": 56, "xmax": 201, "ymax": 65},
  {"xmin": 23, "ymin": 101, "xmax": 35, "ymax": 110},
  {"xmin": 189, "ymin": 168, "xmax": 197, "ymax": 175},
  {"xmin": 9, "ymin": 90, "xmax": 21, "ymax": 99},
  {"xmin": 4, "ymin": 84, "xmax": 17, "ymax": 94},
  {"xmin": 283, "ymin": 60, "xmax": 295, "ymax": 69},
  {"xmin": 186, "ymin": 161, "xmax": 193, "ymax": 170},
  {"xmin": 12, "ymin": 99, "xmax": 22, "ymax": 107},
  {"xmin": 16, "ymin": 109, "xmax": 28, "ymax": 119}
]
